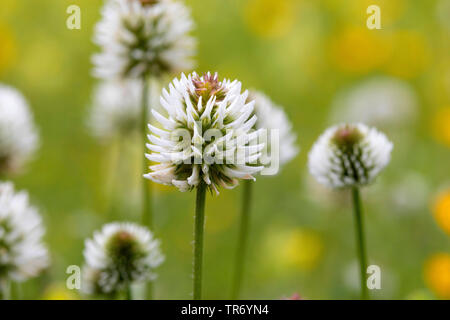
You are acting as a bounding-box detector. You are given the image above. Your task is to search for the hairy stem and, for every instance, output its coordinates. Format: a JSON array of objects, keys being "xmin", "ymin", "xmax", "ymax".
[
  {"xmin": 351, "ymin": 187, "xmax": 369, "ymax": 300},
  {"xmin": 193, "ymin": 183, "xmax": 207, "ymax": 300},
  {"xmin": 141, "ymin": 75, "xmax": 153, "ymax": 299},
  {"xmin": 141, "ymin": 75, "xmax": 153, "ymax": 228}
]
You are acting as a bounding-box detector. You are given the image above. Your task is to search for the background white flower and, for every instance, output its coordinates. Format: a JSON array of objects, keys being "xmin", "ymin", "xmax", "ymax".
[
  {"xmin": 371, "ymin": 172, "xmax": 431, "ymax": 214},
  {"xmin": 0, "ymin": 84, "xmax": 39, "ymax": 175},
  {"xmin": 88, "ymin": 79, "xmax": 161, "ymax": 141},
  {"xmin": 250, "ymin": 90, "xmax": 298, "ymax": 169},
  {"xmin": 0, "ymin": 182, "xmax": 49, "ymax": 282},
  {"xmin": 82, "ymin": 222, "xmax": 164, "ymax": 295},
  {"xmin": 144, "ymin": 72, "xmax": 265, "ymax": 194},
  {"xmin": 308, "ymin": 123, "xmax": 393, "ymax": 189},
  {"xmin": 330, "ymin": 77, "xmax": 418, "ymax": 128},
  {"xmin": 93, "ymin": 0, "xmax": 195, "ymax": 79},
  {"xmin": 89, "ymin": 79, "xmax": 142, "ymax": 140}
]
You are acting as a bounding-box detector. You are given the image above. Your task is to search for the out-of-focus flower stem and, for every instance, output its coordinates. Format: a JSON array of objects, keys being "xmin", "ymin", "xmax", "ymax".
[
  {"xmin": 126, "ymin": 283, "xmax": 132, "ymax": 300},
  {"xmin": 0, "ymin": 279, "xmax": 10, "ymax": 300},
  {"xmin": 351, "ymin": 186, "xmax": 369, "ymax": 300},
  {"xmin": 231, "ymin": 179, "xmax": 253, "ymax": 300},
  {"xmin": 141, "ymin": 74, "xmax": 153, "ymax": 229},
  {"xmin": 10, "ymin": 282, "xmax": 21, "ymax": 300},
  {"xmin": 193, "ymin": 182, "xmax": 207, "ymax": 300},
  {"xmin": 141, "ymin": 74, "xmax": 153, "ymax": 299}
]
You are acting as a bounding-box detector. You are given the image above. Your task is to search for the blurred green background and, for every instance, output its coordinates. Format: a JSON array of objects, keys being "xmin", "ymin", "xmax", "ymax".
[{"xmin": 1, "ymin": 0, "xmax": 449, "ymax": 299}]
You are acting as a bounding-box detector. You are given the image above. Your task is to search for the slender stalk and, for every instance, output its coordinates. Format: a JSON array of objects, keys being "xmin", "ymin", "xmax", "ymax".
[
  {"xmin": 351, "ymin": 186, "xmax": 369, "ymax": 300},
  {"xmin": 231, "ymin": 180, "xmax": 253, "ymax": 300},
  {"xmin": 0, "ymin": 279, "xmax": 10, "ymax": 300},
  {"xmin": 140, "ymin": 75, "xmax": 153, "ymax": 300},
  {"xmin": 193, "ymin": 183, "xmax": 207, "ymax": 300},
  {"xmin": 125, "ymin": 283, "xmax": 132, "ymax": 300},
  {"xmin": 10, "ymin": 282, "xmax": 21, "ymax": 300},
  {"xmin": 141, "ymin": 75, "xmax": 153, "ymax": 229}
]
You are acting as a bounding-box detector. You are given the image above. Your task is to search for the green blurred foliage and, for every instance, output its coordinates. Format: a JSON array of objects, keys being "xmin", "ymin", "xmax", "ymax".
[{"xmin": 0, "ymin": 0, "xmax": 449, "ymax": 299}]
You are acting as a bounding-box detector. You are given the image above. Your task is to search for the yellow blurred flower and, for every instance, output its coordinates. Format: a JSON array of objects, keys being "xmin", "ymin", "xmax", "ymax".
[
  {"xmin": 431, "ymin": 107, "xmax": 450, "ymax": 147},
  {"xmin": 0, "ymin": 24, "xmax": 17, "ymax": 74},
  {"xmin": 383, "ymin": 31, "xmax": 431, "ymax": 79},
  {"xmin": 323, "ymin": 0, "xmax": 405, "ymax": 26},
  {"xmin": 244, "ymin": 0, "xmax": 297, "ymax": 38},
  {"xmin": 424, "ymin": 253, "xmax": 450, "ymax": 299},
  {"xmin": 432, "ymin": 190, "xmax": 450, "ymax": 235},
  {"xmin": 329, "ymin": 26, "xmax": 391, "ymax": 74},
  {"xmin": 42, "ymin": 283, "xmax": 79, "ymax": 300},
  {"xmin": 266, "ymin": 228, "xmax": 323, "ymax": 271}
]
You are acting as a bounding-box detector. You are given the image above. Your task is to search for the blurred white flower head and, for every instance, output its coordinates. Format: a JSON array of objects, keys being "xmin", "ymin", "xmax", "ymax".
[
  {"xmin": 330, "ymin": 77, "xmax": 418, "ymax": 128},
  {"xmin": 0, "ymin": 85, "xmax": 39, "ymax": 175},
  {"xmin": 0, "ymin": 182, "xmax": 49, "ymax": 282},
  {"xmin": 89, "ymin": 79, "xmax": 142, "ymax": 140},
  {"xmin": 89, "ymin": 79, "xmax": 162, "ymax": 141},
  {"xmin": 144, "ymin": 72, "xmax": 265, "ymax": 194},
  {"xmin": 250, "ymin": 90, "xmax": 298, "ymax": 174},
  {"xmin": 82, "ymin": 222, "xmax": 164, "ymax": 295},
  {"xmin": 93, "ymin": 0, "xmax": 195, "ymax": 79},
  {"xmin": 308, "ymin": 123, "xmax": 393, "ymax": 189}
]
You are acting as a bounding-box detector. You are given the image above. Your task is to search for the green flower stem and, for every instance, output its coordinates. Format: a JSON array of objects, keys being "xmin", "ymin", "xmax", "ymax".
[
  {"xmin": 231, "ymin": 179, "xmax": 253, "ymax": 300},
  {"xmin": 125, "ymin": 283, "xmax": 132, "ymax": 300},
  {"xmin": 141, "ymin": 75, "xmax": 153, "ymax": 300},
  {"xmin": 351, "ymin": 186, "xmax": 369, "ymax": 300},
  {"xmin": 141, "ymin": 75, "xmax": 153, "ymax": 229},
  {"xmin": 193, "ymin": 183, "xmax": 207, "ymax": 300},
  {"xmin": 10, "ymin": 282, "xmax": 21, "ymax": 300}
]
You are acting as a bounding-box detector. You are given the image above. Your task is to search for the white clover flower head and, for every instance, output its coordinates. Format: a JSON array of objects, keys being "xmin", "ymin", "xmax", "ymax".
[
  {"xmin": 0, "ymin": 85, "xmax": 39, "ymax": 175},
  {"xmin": 82, "ymin": 222, "xmax": 164, "ymax": 295},
  {"xmin": 88, "ymin": 79, "xmax": 142, "ymax": 140},
  {"xmin": 144, "ymin": 72, "xmax": 265, "ymax": 194},
  {"xmin": 330, "ymin": 77, "xmax": 418, "ymax": 128},
  {"xmin": 308, "ymin": 123, "xmax": 393, "ymax": 189},
  {"xmin": 250, "ymin": 90, "xmax": 298, "ymax": 170},
  {"xmin": 93, "ymin": 0, "xmax": 195, "ymax": 79},
  {"xmin": 0, "ymin": 182, "xmax": 49, "ymax": 282}
]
